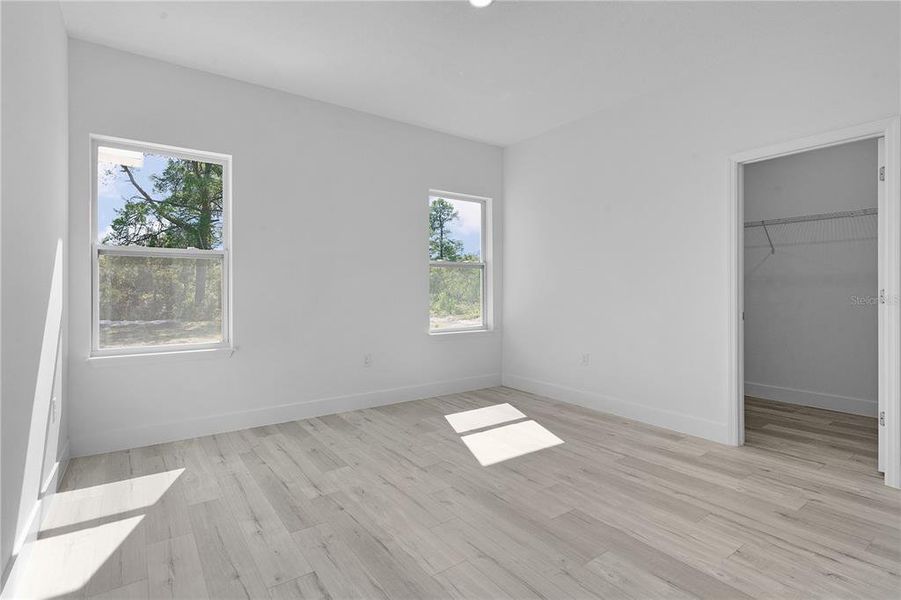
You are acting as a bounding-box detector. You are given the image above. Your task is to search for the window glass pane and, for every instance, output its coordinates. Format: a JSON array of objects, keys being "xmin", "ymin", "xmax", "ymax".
[
  {"xmin": 97, "ymin": 147, "xmax": 223, "ymax": 249},
  {"xmin": 430, "ymin": 266, "xmax": 482, "ymax": 330},
  {"xmin": 98, "ymin": 254, "xmax": 223, "ymax": 349},
  {"xmin": 428, "ymin": 196, "xmax": 481, "ymax": 262}
]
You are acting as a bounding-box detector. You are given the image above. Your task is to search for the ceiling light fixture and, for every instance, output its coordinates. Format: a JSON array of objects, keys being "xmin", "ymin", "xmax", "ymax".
[{"xmin": 469, "ymin": 0, "xmax": 493, "ymax": 7}]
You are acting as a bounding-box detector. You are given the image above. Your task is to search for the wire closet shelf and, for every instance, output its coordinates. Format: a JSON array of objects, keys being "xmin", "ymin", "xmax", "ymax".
[{"xmin": 744, "ymin": 207, "xmax": 877, "ymax": 254}]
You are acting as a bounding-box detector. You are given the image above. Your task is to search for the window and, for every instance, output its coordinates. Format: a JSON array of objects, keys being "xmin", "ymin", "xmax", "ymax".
[
  {"xmin": 92, "ymin": 137, "xmax": 231, "ymax": 355},
  {"xmin": 428, "ymin": 191, "xmax": 489, "ymax": 332}
]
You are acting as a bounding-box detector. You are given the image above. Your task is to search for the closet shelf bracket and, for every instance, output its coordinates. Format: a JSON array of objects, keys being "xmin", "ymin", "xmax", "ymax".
[{"xmin": 762, "ymin": 222, "xmax": 775, "ymax": 254}]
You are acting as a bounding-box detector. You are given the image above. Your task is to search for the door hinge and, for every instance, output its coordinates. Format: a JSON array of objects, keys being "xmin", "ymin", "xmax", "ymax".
[
  {"xmin": 879, "ymin": 411, "xmax": 885, "ymax": 426},
  {"xmin": 879, "ymin": 166, "xmax": 885, "ymax": 181},
  {"xmin": 879, "ymin": 289, "xmax": 886, "ymax": 304},
  {"xmin": 742, "ymin": 311, "xmax": 745, "ymax": 321}
]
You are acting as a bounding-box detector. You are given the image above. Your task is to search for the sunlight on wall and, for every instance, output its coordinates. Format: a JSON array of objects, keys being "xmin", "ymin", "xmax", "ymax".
[{"xmin": 11, "ymin": 239, "xmax": 64, "ymax": 568}]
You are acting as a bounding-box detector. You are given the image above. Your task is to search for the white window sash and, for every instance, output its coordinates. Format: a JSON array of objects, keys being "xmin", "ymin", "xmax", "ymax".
[
  {"xmin": 429, "ymin": 262, "xmax": 487, "ymax": 332},
  {"xmin": 429, "ymin": 260, "xmax": 485, "ymax": 269},
  {"xmin": 91, "ymin": 135, "xmax": 232, "ymax": 357},
  {"xmin": 427, "ymin": 190, "xmax": 491, "ymax": 334},
  {"xmin": 96, "ymin": 244, "xmax": 225, "ymax": 259},
  {"xmin": 93, "ymin": 246, "xmax": 230, "ymax": 356}
]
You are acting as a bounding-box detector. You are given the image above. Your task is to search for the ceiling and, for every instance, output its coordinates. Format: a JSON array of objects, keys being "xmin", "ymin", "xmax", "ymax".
[{"xmin": 60, "ymin": 1, "xmax": 869, "ymax": 146}]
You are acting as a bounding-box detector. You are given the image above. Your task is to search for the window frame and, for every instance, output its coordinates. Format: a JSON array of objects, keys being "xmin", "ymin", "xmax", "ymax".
[
  {"xmin": 428, "ymin": 189, "xmax": 492, "ymax": 334},
  {"xmin": 90, "ymin": 135, "xmax": 234, "ymax": 357}
]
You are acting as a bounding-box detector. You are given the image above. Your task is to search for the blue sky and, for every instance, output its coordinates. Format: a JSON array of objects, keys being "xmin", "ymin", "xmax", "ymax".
[
  {"xmin": 430, "ymin": 196, "xmax": 482, "ymax": 258},
  {"xmin": 97, "ymin": 153, "xmax": 168, "ymax": 243}
]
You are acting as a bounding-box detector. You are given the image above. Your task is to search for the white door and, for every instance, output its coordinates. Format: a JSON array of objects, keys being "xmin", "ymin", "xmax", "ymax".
[{"xmin": 877, "ymin": 136, "xmax": 886, "ymax": 473}]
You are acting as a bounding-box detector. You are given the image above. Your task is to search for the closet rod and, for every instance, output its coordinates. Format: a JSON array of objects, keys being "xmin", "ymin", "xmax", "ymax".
[{"xmin": 744, "ymin": 207, "xmax": 877, "ymax": 229}]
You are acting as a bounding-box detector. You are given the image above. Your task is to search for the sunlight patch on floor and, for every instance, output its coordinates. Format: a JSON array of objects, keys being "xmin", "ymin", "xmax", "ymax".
[
  {"xmin": 460, "ymin": 420, "xmax": 564, "ymax": 466},
  {"xmin": 40, "ymin": 468, "xmax": 184, "ymax": 535},
  {"xmin": 12, "ymin": 469, "xmax": 184, "ymax": 598},
  {"xmin": 17, "ymin": 516, "xmax": 144, "ymax": 600},
  {"xmin": 444, "ymin": 402, "xmax": 527, "ymax": 433}
]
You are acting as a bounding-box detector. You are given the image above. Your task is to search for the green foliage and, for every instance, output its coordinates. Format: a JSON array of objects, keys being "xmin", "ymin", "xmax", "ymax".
[
  {"xmin": 429, "ymin": 198, "xmax": 465, "ymax": 261},
  {"xmin": 429, "ymin": 266, "xmax": 481, "ymax": 327},
  {"xmin": 104, "ymin": 157, "xmax": 223, "ymax": 249},
  {"xmin": 98, "ymin": 255, "xmax": 223, "ymax": 347},
  {"xmin": 99, "ymin": 255, "xmax": 222, "ymax": 322}
]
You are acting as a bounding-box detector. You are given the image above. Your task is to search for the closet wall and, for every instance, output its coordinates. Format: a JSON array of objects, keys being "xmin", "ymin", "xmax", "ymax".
[{"xmin": 744, "ymin": 139, "xmax": 878, "ymax": 416}]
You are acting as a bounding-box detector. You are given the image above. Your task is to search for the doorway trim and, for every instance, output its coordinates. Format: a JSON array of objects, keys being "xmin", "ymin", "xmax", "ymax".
[{"xmin": 727, "ymin": 117, "xmax": 901, "ymax": 488}]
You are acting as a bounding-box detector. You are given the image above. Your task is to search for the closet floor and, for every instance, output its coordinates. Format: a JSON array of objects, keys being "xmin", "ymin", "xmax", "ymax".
[{"xmin": 744, "ymin": 396, "xmax": 879, "ymax": 475}]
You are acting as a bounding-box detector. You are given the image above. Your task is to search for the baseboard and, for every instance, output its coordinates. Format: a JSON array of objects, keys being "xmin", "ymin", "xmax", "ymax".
[
  {"xmin": 58, "ymin": 439, "xmax": 71, "ymax": 480},
  {"xmin": 744, "ymin": 381, "xmax": 877, "ymax": 417},
  {"xmin": 39, "ymin": 437, "xmax": 68, "ymax": 493},
  {"xmin": 503, "ymin": 373, "xmax": 731, "ymax": 444},
  {"xmin": 70, "ymin": 373, "xmax": 502, "ymax": 457}
]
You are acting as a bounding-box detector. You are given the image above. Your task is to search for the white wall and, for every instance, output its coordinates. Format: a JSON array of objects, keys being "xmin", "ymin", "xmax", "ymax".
[
  {"xmin": 1, "ymin": 0, "xmax": 69, "ymax": 589},
  {"xmin": 744, "ymin": 140, "xmax": 878, "ymax": 416},
  {"xmin": 67, "ymin": 41, "xmax": 503, "ymax": 457},
  {"xmin": 502, "ymin": 3, "xmax": 899, "ymax": 443}
]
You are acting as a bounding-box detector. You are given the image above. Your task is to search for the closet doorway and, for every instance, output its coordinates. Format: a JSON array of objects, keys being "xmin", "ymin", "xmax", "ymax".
[{"xmin": 728, "ymin": 119, "xmax": 901, "ymax": 489}]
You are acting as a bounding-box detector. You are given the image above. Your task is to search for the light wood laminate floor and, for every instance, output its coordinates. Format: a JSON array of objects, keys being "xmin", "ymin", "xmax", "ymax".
[{"xmin": 19, "ymin": 388, "xmax": 901, "ymax": 599}]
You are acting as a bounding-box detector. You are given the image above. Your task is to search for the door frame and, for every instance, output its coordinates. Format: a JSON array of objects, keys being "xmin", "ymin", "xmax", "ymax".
[{"xmin": 726, "ymin": 117, "xmax": 901, "ymax": 488}]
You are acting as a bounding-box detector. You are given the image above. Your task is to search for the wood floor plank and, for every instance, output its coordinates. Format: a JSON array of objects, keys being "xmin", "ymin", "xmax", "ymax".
[
  {"xmin": 328, "ymin": 470, "xmax": 465, "ymax": 575},
  {"xmin": 160, "ymin": 439, "xmax": 221, "ymax": 506},
  {"xmin": 33, "ymin": 388, "xmax": 899, "ymax": 599},
  {"xmin": 559, "ymin": 509, "xmax": 752, "ymax": 599},
  {"xmin": 129, "ymin": 446, "xmax": 193, "ymax": 544},
  {"xmin": 428, "ymin": 517, "xmax": 557, "ymax": 598},
  {"xmin": 293, "ymin": 522, "xmax": 390, "ymax": 600},
  {"xmin": 294, "ymin": 524, "xmax": 389, "ymax": 599},
  {"xmin": 268, "ymin": 572, "xmax": 331, "ymax": 600},
  {"xmin": 187, "ymin": 499, "xmax": 270, "ymax": 599},
  {"xmin": 146, "ymin": 534, "xmax": 210, "ymax": 599},
  {"xmin": 241, "ymin": 447, "xmax": 323, "ymax": 533},
  {"xmin": 81, "ymin": 514, "xmax": 146, "ymax": 597},
  {"xmin": 585, "ymin": 550, "xmax": 699, "ymax": 599},
  {"xmin": 87, "ymin": 579, "xmax": 149, "ymax": 600},
  {"xmin": 215, "ymin": 469, "xmax": 313, "ymax": 587},
  {"xmin": 310, "ymin": 492, "xmax": 450, "ymax": 598},
  {"xmin": 433, "ymin": 560, "xmax": 519, "ymax": 600}
]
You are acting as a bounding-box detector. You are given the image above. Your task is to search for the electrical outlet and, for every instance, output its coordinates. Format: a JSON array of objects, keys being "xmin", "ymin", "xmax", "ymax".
[
  {"xmin": 580, "ymin": 353, "xmax": 590, "ymax": 366},
  {"xmin": 363, "ymin": 353, "xmax": 373, "ymax": 367}
]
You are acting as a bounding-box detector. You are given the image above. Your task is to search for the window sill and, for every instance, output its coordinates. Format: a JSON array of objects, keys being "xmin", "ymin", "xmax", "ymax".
[
  {"xmin": 87, "ymin": 346, "xmax": 234, "ymax": 366},
  {"xmin": 428, "ymin": 328, "xmax": 496, "ymax": 338}
]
